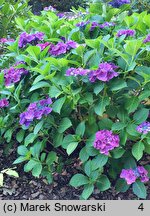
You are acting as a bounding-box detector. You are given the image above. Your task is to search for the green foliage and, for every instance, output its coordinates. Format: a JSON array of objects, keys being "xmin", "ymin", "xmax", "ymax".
[{"xmin": 0, "ymin": 1, "xmax": 150, "ymax": 200}]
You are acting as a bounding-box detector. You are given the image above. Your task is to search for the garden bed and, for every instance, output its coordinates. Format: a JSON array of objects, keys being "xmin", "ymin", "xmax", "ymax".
[{"xmin": 0, "ymin": 147, "xmax": 150, "ymax": 200}]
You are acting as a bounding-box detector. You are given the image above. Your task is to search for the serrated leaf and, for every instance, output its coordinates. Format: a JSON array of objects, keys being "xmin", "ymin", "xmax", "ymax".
[
  {"xmin": 58, "ymin": 118, "xmax": 72, "ymax": 133},
  {"xmin": 70, "ymin": 174, "xmax": 89, "ymax": 187},
  {"xmin": 81, "ymin": 184, "xmax": 94, "ymax": 200},
  {"xmin": 52, "ymin": 96, "xmax": 66, "ymax": 114},
  {"xmin": 96, "ymin": 175, "xmax": 111, "ymax": 191},
  {"xmin": 132, "ymin": 181, "xmax": 147, "ymax": 199},
  {"xmin": 132, "ymin": 141, "xmax": 145, "ymax": 161},
  {"xmin": 67, "ymin": 142, "xmax": 78, "ymax": 155},
  {"xmin": 29, "ymin": 81, "xmax": 50, "ymax": 92},
  {"xmin": 34, "ymin": 120, "xmax": 44, "ymax": 135}
]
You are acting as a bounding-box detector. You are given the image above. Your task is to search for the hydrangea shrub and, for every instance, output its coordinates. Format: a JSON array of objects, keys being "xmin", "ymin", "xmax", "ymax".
[{"xmin": 0, "ymin": 2, "xmax": 150, "ymax": 199}]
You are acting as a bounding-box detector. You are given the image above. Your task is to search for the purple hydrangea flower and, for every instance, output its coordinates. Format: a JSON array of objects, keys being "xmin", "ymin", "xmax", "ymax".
[
  {"xmin": 90, "ymin": 22, "xmax": 99, "ymax": 31},
  {"xmin": 19, "ymin": 98, "xmax": 52, "ymax": 127},
  {"xmin": 44, "ymin": 5, "xmax": 56, "ymax": 12},
  {"xmin": 116, "ymin": 29, "xmax": 135, "ymax": 37},
  {"xmin": 136, "ymin": 122, "xmax": 150, "ymax": 134},
  {"xmin": 0, "ymin": 38, "xmax": 14, "ymax": 43},
  {"xmin": 100, "ymin": 22, "xmax": 115, "ymax": 28},
  {"xmin": 89, "ymin": 62, "xmax": 118, "ymax": 82},
  {"xmin": 143, "ymin": 34, "xmax": 150, "ymax": 43},
  {"xmin": 120, "ymin": 169, "xmax": 137, "ymax": 184},
  {"xmin": 110, "ymin": 0, "xmax": 130, "ymax": 8},
  {"xmin": 49, "ymin": 40, "xmax": 78, "ymax": 56},
  {"xmin": 66, "ymin": 68, "xmax": 90, "ymax": 76},
  {"xmin": 66, "ymin": 40, "xmax": 79, "ymax": 49},
  {"xmin": 137, "ymin": 166, "xmax": 149, "ymax": 183},
  {"xmin": 36, "ymin": 42, "xmax": 51, "ymax": 50},
  {"xmin": 57, "ymin": 13, "xmax": 65, "ymax": 18},
  {"xmin": 49, "ymin": 42, "xmax": 67, "ymax": 56},
  {"xmin": 93, "ymin": 130, "xmax": 120, "ymax": 155},
  {"xmin": 19, "ymin": 32, "xmax": 44, "ymax": 48},
  {"xmin": 3, "ymin": 62, "xmax": 28, "ymax": 86},
  {"xmin": 0, "ymin": 98, "xmax": 9, "ymax": 108},
  {"xmin": 120, "ymin": 166, "xmax": 149, "ymax": 185},
  {"xmin": 76, "ymin": 21, "xmax": 90, "ymax": 28}
]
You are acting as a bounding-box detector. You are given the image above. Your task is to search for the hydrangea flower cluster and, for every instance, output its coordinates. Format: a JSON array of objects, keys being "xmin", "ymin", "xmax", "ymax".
[
  {"xmin": 0, "ymin": 38, "xmax": 14, "ymax": 43},
  {"xmin": 120, "ymin": 166, "xmax": 149, "ymax": 184},
  {"xmin": 0, "ymin": 98, "xmax": 9, "ymax": 108},
  {"xmin": 49, "ymin": 40, "xmax": 78, "ymax": 56},
  {"xmin": 19, "ymin": 98, "xmax": 52, "ymax": 127},
  {"xmin": 110, "ymin": 0, "xmax": 130, "ymax": 8},
  {"xmin": 143, "ymin": 34, "xmax": 150, "ymax": 43},
  {"xmin": 76, "ymin": 21, "xmax": 90, "ymax": 28},
  {"xmin": 89, "ymin": 62, "xmax": 118, "ymax": 82},
  {"xmin": 136, "ymin": 122, "xmax": 150, "ymax": 134},
  {"xmin": 116, "ymin": 29, "xmax": 135, "ymax": 37},
  {"xmin": 4, "ymin": 62, "xmax": 28, "ymax": 86},
  {"xmin": 19, "ymin": 32, "xmax": 44, "ymax": 48},
  {"xmin": 44, "ymin": 5, "xmax": 56, "ymax": 12},
  {"xmin": 76, "ymin": 21, "xmax": 115, "ymax": 31},
  {"xmin": 93, "ymin": 130, "xmax": 120, "ymax": 155},
  {"xmin": 37, "ymin": 42, "xmax": 51, "ymax": 51},
  {"xmin": 100, "ymin": 22, "xmax": 115, "ymax": 28},
  {"xmin": 66, "ymin": 68, "xmax": 90, "ymax": 76}
]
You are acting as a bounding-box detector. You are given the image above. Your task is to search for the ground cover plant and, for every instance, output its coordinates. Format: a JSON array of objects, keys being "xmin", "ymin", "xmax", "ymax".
[{"xmin": 0, "ymin": 0, "xmax": 150, "ymax": 200}]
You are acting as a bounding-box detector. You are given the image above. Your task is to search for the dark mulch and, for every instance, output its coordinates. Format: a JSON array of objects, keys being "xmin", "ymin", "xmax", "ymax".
[{"xmin": 0, "ymin": 146, "xmax": 150, "ymax": 200}]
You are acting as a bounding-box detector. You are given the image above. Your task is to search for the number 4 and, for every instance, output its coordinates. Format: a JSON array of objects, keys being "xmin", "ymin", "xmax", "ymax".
[{"xmin": 138, "ymin": 203, "xmax": 144, "ymax": 211}]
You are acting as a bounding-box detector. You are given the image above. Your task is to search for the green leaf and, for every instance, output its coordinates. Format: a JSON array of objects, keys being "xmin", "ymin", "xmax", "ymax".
[
  {"xmin": 94, "ymin": 96, "xmax": 110, "ymax": 116},
  {"xmin": 24, "ymin": 133, "xmax": 37, "ymax": 146},
  {"xmin": 125, "ymin": 96, "xmax": 139, "ymax": 113},
  {"xmin": 70, "ymin": 174, "xmax": 89, "ymax": 187},
  {"xmin": 58, "ymin": 118, "xmax": 72, "ymax": 133},
  {"xmin": 29, "ymin": 81, "xmax": 50, "ymax": 92},
  {"xmin": 110, "ymin": 79, "xmax": 127, "ymax": 91},
  {"xmin": 46, "ymin": 151, "xmax": 57, "ymax": 165},
  {"xmin": 52, "ymin": 96, "xmax": 66, "ymax": 114},
  {"xmin": 84, "ymin": 160, "xmax": 93, "ymax": 177},
  {"xmin": 76, "ymin": 122, "xmax": 85, "ymax": 137},
  {"xmin": 112, "ymin": 122, "xmax": 126, "ymax": 131},
  {"xmin": 92, "ymin": 154, "xmax": 108, "ymax": 170},
  {"xmin": 32, "ymin": 163, "xmax": 42, "ymax": 177},
  {"xmin": 0, "ymin": 173, "xmax": 4, "ymax": 187},
  {"xmin": 132, "ymin": 141, "xmax": 145, "ymax": 161},
  {"xmin": 124, "ymin": 39, "xmax": 142, "ymax": 58},
  {"xmin": 13, "ymin": 156, "xmax": 27, "ymax": 164},
  {"xmin": 17, "ymin": 145, "xmax": 28, "ymax": 156},
  {"xmin": 67, "ymin": 142, "xmax": 78, "ymax": 155},
  {"xmin": 49, "ymin": 86, "xmax": 62, "ymax": 98},
  {"xmin": 16, "ymin": 129, "xmax": 25, "ymax": 143},
  {"xmin": 133, "ymin": 108, "xmax": 149, "ymax": 124},
  {"xmin": 94, "ymin": 83, "xmax": 104, "ymax": 95},
  {"xmin": 26, "ymin": 46, "xmax": 41, "ymax": 61},
  {"xmin": 115, "ymin": 179, "xmax": 130, "ymax": 192},
  {"xmin": 132, "ymin": 181, "xmax": 147, "ymax": 199},
  {"xmin": 53, "ymin": 133, "xmax": 63, "ymax": 147},
  {"xmin": 111, "ymin": 147, "xmax": 125, "ymax": 159},
  {"xmin": 5, "ymin": 170, "xmax": 19, "ymax": 178},
  {"xmin": 124, "ymin": 157, "xmax": 137, "ymax": 169},
  {"xmin": 24, "ymin": 159, "xmax": 38, "ymax": 172},
  {"xmin": 96, "ymin": 175, "xmax": 111, "ymax": 191},
  {"xmin": 81, "ymin": 184, "xmax": 94, "ymax": 200},
  {"xmin": 34, "ymin": 120, "xmax": 44, "ymax": 135},
  {"xmin": 79, "ymin": 147, "xmax": 89, "ymax": 163}
]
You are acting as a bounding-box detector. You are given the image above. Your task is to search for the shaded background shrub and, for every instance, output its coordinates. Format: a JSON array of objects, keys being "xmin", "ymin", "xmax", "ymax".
[{"xmin": 29, "ymin": 0, "xmax": 87, "ymax": 13}]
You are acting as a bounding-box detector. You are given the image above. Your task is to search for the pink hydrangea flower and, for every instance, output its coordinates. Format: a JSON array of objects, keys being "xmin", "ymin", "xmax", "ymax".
[
  {"xmin": 0, "ymin": 98, "xmax": 9, "ymax": 108},
  {"xmin": 93, "ymin": 130, "xmax": 120, "ymax": 155}
]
